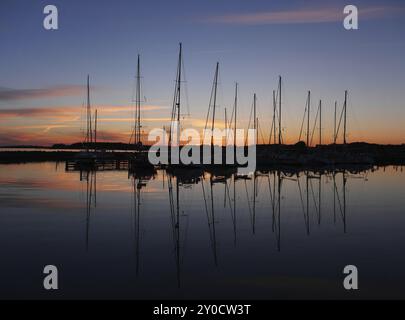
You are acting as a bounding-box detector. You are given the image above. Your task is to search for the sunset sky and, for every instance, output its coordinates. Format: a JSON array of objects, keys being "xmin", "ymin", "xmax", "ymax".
[{"xmin": 1, "ymin": 0, "xmax": 405, "ymax": 146}]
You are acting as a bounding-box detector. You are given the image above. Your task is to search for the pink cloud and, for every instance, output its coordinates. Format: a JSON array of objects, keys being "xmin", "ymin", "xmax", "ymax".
[
  {"xmin": 201, "ymin": 6, "xmax": 404, "ymax": 25},
  {"xmin": 0, "ymin": 86, "xmax": 87, "ymax": 101}
]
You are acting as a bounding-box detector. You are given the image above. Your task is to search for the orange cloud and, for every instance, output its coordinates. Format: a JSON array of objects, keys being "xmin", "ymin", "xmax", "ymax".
[
  {"xmin": 97, "ymin": 117, "xmax": 172, "ymax": 123},
  {"xmin": 0, "ymin": 126, "xmax": 132, "ymax": 145},
  {"xmin": 0, "ymin": 104, "xmax": 169, "ymax": 121},
  {"xmin": 0, "ymin": 104, "xmax": 172, "ymax": 145}
]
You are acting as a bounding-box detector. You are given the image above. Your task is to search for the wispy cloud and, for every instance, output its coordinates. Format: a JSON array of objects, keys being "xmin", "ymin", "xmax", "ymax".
[
  {"xmin": 200, "ymin": 5, "xmax": 404, "ymax": 25},
  {"xmin": 99, "ymin": 105, "xmax": 169, "ymax": 113},
  {"xmin": 0, "ymin": 104, "xmax": 170, "ymax": 145},
  {"xmin": 0, "ymin": 128, "xmax": 79, "ymax": 146},
  {"xmin": 0, "ymin": 127, "xmax": 130, "ymax": 146},
  {"xmin": 0, "ymin": 85, "xmax": 86, "ymax": 101},
  {"xmin": 10, "ymin": 124, "xmax": 74, "ymax": 133},
  {"xmin": 0, "ymin": 104, "xmax": 169, "ymax": 120},
  {"xmin": 0, "ymin": 107, "xmax": 78, "ymax": 118}
]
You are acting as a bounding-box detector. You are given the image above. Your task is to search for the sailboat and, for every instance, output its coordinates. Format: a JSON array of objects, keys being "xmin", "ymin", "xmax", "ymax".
[
  {"xmin": 129, "ymin": 55, "xmax": 154, "ymax": 171},
  {"xmin": 166, "ymin": 43, "xmax": 204, "ymax": 177},
  {"xmin": 75, "ymin": 75, "xmax": 97, "ymax": 167},
  {"xmin": 202, "ymin": 63, "xmax": 236, "ymax": 177}
]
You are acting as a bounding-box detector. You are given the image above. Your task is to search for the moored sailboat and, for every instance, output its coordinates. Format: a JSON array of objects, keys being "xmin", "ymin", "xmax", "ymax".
[
  {"xmin": 75, "ymin": 75, "xmax": 97, "ymax": 167},
  {"xmin": 129, "ymin": 55, "xmax": 154, "ymax": 172}
]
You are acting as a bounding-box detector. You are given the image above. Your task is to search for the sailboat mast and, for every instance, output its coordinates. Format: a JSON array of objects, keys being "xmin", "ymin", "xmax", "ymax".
[
  {"xmin": 86, "ymin": 75, "xmax": 92, "ymax": 152},
  {"xmin": 177, "ymin": 45, "xmax": 182, "ymax": 124},
  {"xmin": 334, "ymin": 101, "xmax": 337, "ymax": 144},
  {"xmin": 343, "ymin": 90, "xmax": 347, "ymax": 145},
  {"xmin": 253, "ymin": 93, "xmax": 257, "ymax": 144},
  {"xmin": 278, "ymin": 76, "xmax": 282, "ymax": 145},
  {"xmin": 234, "ymin": 83, "xmax": 238, "ymax": 147},
  {"xmin": 307, "ymin": 91, "xmax": 311, "ymax": 147},
  {"xmin": 135, "ymin": 54, "xmax": 141, "ymax": 147},
  {"xmin": 94, "ymin": 109, "xmax": 98, "ymax": 152},
  {"xmin": 87, "ymin": 75, "xmax": 89, "ymax": 147},
  {"xmin": 169, "ymin": 43, "xmax": 182, "ymax": 147},
  {"xmin": 211, "ymin": 62, "xmax": 219, "ymax": 148},
  {"xmin": 224, "ymin": 108, "xmax": 227, "ymax": 131},
  {"xmin": 319, "ymin": 100, "xmax": 322, "ymax": 146},
  {"xmin": 273, "ymin": 90, "xmax": 276, "ymax": 145}
]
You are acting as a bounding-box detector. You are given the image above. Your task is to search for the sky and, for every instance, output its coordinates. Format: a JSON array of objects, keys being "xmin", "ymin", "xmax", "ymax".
[{"xmin": 0, "ymin": 0, "xmax": 405, "ymax": 146}]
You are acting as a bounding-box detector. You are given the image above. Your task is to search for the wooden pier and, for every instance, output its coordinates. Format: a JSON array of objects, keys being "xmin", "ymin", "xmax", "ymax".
[{"xmin": 65, "ymin": 159, "xmax": 130, "ymax": 172}]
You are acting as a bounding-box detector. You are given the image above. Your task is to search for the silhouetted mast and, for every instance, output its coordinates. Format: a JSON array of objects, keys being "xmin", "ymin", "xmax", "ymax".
[
  {"xmin": 343, "ymin": 90, "xmax": 348, "ymax": 145},
  {"xmin": 310, "ymin": 100, "xmax": 321, "ymax": 147},
  {"xmin": 319, "ymin": 100, "xmax": 322, "ymax": 146},
  {"xmin": 307, "ymin": 91, "xmax": 311, "ymax": 147},
  {"xmin": 334, "ymin": 101, "xmax": 337, "ymax": 144},
  {"xmin": 135, "ymin": 54, "xmax": 141, "ymax": 148},
  {"xmin": 234, "ymin": 83, "xmax": 238, "ymax": 160},
  {"xmin": 86, "ymin": 75, "xmax": 92, "ymax": 152},
  {"xmin": 169, "ymin": 43, "xmax": 182, "ymax": 147},
  {"xmin": 211, "ymin": 62, "xmax": 219, "ymax": 149},
  {"xmin": 278, "ymin": 76, "xmax": 282, "ymax": 145},
  {"xmin": 224, "ymin": 108, "xmax": 227, "ymax": 131},
  {"xmin": 177, "ymin": 46, "xmax": 182, "ymax": 124},
  {"xmin": 335, "ymin": 91, "xmax": 348, "ymax": 144},
  {"xmin": 273, "ymin": 90, "xmax": 276, "ymax": 144},
  {"xmin": 253, "ymin": 93, "xmax": 257, "ymax": 144},
  {"xmin": 94, "ymin": 109, "xmax": 98, "ymax": 152}
]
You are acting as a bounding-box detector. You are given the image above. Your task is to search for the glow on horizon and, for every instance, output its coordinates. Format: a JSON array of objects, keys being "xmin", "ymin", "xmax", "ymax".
[{"xmin": 0, "ymin": 99, "xmax": 403, "ymax": 146}]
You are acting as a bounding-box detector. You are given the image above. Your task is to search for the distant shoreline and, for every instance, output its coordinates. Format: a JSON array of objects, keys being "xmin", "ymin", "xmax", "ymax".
[{"xmin": 1, "ymin": 143, "xmax": 405, "ymax": 166}]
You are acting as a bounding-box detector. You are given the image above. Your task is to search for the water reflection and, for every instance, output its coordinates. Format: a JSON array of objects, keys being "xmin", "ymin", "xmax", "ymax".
[
  {"xmin": 1, "ymin": 163, "xmax": 405, "ymax": 298},
  {"xmin": 75, "ymin": 166, "xmax": 377, "ymax": 258},
  {"xmin": 130, "ymin": 171, "xmax": 155, "ymax": 277},
  {"xmin": 83, "ymin": 170, "xmax": 97, "ymax": 251}
]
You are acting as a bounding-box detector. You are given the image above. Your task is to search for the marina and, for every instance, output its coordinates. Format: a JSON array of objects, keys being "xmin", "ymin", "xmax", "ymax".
[{"xmin": 2, "ymin": 42, "xmax": 404, "ymax": 171}]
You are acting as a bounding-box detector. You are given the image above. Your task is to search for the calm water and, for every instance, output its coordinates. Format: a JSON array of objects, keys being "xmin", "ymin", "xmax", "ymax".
[{"xmin": 0, "ymin": 162, "xmax": 404, "ymax": 299}]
